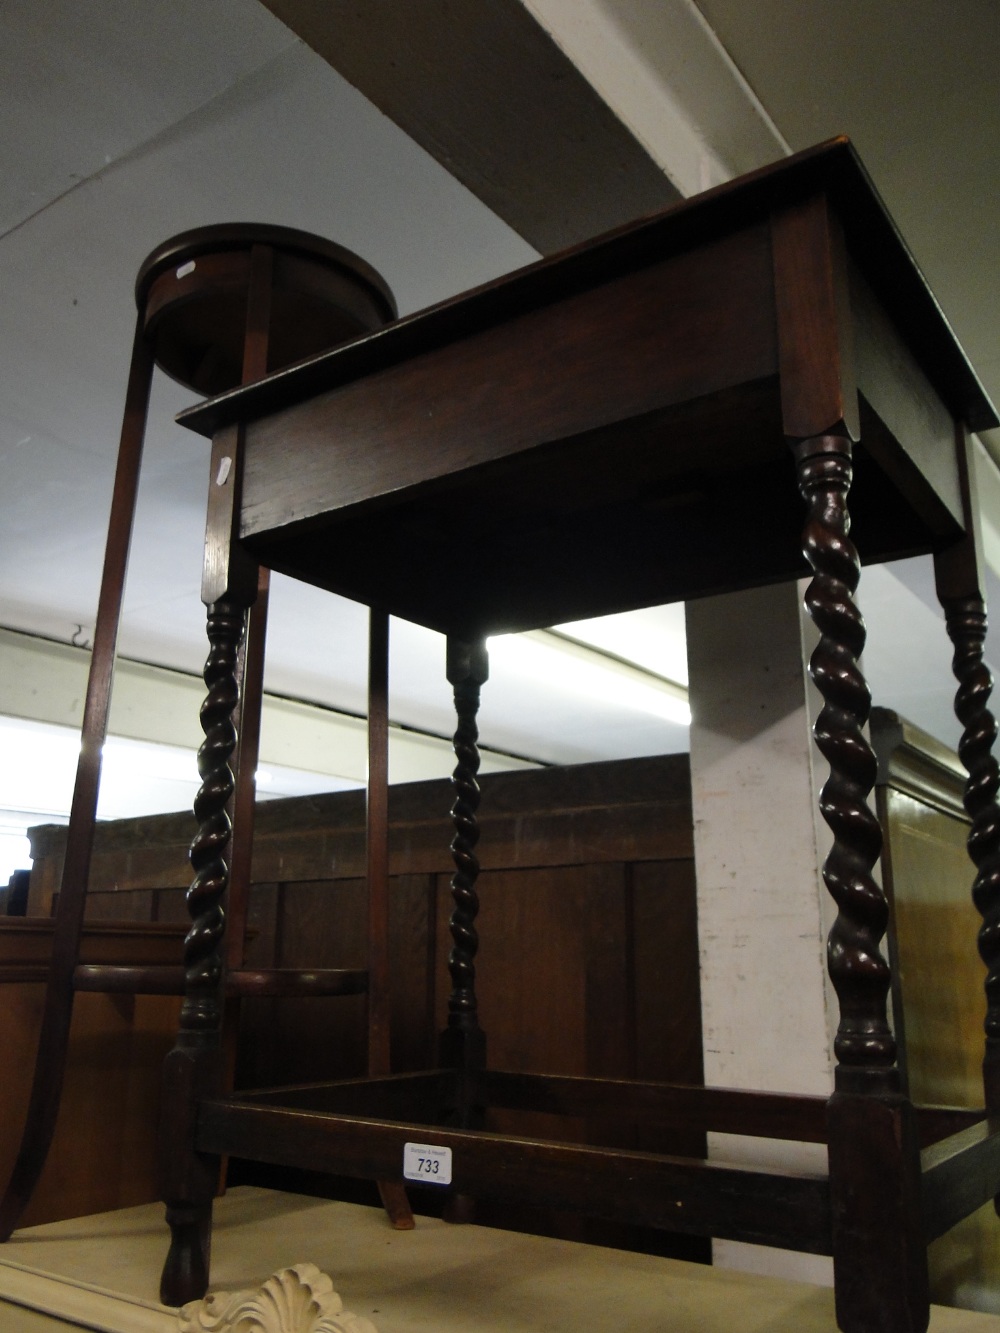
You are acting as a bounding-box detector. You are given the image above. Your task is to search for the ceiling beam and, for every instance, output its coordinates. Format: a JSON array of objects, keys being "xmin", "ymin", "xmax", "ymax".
[
  {"xmin": 0, "ymin": 629, "xmax": 534, "ymax": 789},
  {"xmin": 258, "ymin": 0, "xmax": 680, "ymax": 253}
]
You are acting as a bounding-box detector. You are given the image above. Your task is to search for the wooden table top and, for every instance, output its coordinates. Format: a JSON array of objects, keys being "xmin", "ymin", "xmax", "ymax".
[{"xmin": 178, "ymin": 138, "xmax": 998, "ymax": 637}]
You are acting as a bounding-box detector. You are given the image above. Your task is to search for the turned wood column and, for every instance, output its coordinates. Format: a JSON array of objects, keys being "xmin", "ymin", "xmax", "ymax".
[
  {"xmin": 934, "ymin": 431, "xmax": 1000, "ymax": 1122},
  {"xmin": 160, "ymin": 398, "xmax": 260, "ymax": 1307},
  {"xmin": 775, "ymin": 193, "xmax": 928, "ymax": 1332},
  {"xmin": 440, "ymin": 638, "xmax": 489, "ymax": 1090}
]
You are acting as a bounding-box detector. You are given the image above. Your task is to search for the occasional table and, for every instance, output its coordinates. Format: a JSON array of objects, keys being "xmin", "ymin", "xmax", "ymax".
[{"xmin": 163, "ymin": 139, "xmax": 1000, "ymax": 1333}]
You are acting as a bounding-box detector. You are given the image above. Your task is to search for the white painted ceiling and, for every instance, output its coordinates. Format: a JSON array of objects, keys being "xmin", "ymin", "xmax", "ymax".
[{"xmin": 0, "ymin": 0, "xmax": 996, "ymax": 796}]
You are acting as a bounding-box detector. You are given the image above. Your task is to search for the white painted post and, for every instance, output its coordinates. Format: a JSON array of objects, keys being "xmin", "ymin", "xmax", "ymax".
[{"xmin": 686, "ymin": 581, "xmax": 836, "ymax": 1285}]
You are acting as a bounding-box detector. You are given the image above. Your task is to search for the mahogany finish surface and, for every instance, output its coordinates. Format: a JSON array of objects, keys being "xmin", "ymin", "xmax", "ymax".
[
  {"xmin": 197, "ymin": 1097, "xmax": 834, "ymax": 1256},
  {"xmin": 179, "ymin": 139, "xmax": 986, "ymax": 639},
  {"xmin": 165, "ymin": 140, "xmax": 1000, "ymax": 1330},
  {"xmin": 136, "ymin": 223, "xmax": 395, "ymax": 396}
]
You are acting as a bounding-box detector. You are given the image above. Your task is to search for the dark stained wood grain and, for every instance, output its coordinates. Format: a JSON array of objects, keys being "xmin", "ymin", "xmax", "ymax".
[
  {"xmin": 237, "ymin": 1069, "xmax": 828, "ymax": 1145},
  {"xmin": 793, "ymin": 434, "xmax": 896, "ymax": 1079},
  {"xmin": 827, "ymin": 1090, "xmax": 928, "ymax": 1333},
  {"xmin": 162, "ymin": 220, "xmax": 399, "ymax": 1299},
  {"xmin": 478, "ymin": 1072, "xmax": 828, "ymax": 1144},
  {"xmin": 198, "ymin": 1097, "xmax": 833, "ymax": 1254},
  {"xmin": 772, "ymin": 192, "xmax": 858, "ymax": 442},
  {"xmin": 73, "ymin": 964, "xmax": 365, "ymax": 997},
  {"xmin": 851, "ymin": 267, "xmax": 963, "ymax": 532},
  {"xmin": 181, "ymin": 140, "xmax": 995, "ymax": 446},
  {"xmin": 270, "ymin": 877, "xmax": 368, "ymax": 1085},
  {"xmin": 137, "ymin": 223, "xmax": 395, "ymax": 396},
  {"xmin": 388, "ymin": 874, "xmax": 438, "ymax": 1073},
  {"xmin": 201, "ymin": 426, "xmax": 258, "ymax": 608},
  {"xmin": 914, "ymin": 1105, "xmax": 985, "ymax": 1147},
  {"xmin": 921, "ymin": 1118, "xmax": 1000, "ymax": 1242},
  {"xmin": 35, "ymin": 755, "xmax": 697, "ymax": 1114},
  {"xmin": 237, "ymin": 1070, "xmax": 455, "ymax": 1119},
  {"xmin": 0, "ymin": 921, "xmax": 186, "ymax": 1229},
  {"xmin": 364, "ymin": 611, "xmax": 414, "ymax": 1225},
  {"xmin": 633, "ymin": 861, "xmax": 703, "ymax": 1081},
  {"xmin": 238, "ymin": 226, "xmax": 776, "ymax": 540},
  {"xmin": 168, "ymin": 142, "xmax": 994, "ymax": 639}
]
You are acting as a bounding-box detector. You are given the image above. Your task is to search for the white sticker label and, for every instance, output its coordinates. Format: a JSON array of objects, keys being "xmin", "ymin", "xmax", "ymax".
[
  {"xmin": 403, "ymin": 1142, "xmax": 452, "ymax": 1185},
  {"xmin": 176, "ymin": 260, "xmax": 196, "ymax": 279},
  {"xmin": 216, "ymin": 456, "xmax": 232, "ymax": 486}
]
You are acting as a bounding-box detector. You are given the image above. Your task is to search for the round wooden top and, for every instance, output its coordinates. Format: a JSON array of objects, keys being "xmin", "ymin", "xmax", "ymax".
[{"xmin": 134, "ymin": 223, "xmax": 397, "ymax": 395}]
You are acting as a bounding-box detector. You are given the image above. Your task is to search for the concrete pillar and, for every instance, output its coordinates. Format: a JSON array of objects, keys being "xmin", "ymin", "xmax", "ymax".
[{"xmin": 686, "ymin": 580, "xmax": 837, "ymax": 1285}]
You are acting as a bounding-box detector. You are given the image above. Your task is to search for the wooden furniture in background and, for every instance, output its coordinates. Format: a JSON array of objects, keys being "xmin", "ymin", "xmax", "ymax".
[
  {"xmin": 872, "ymin": 709, "xmax": 1000, "ymax": 1312},
  {"xmin": 0, "ymin": 223, "xmax": 399, "ymax": 1244},
  {"xmin": 160, "ymin": 136, "xmax": 1000, "ymax": 1332}
]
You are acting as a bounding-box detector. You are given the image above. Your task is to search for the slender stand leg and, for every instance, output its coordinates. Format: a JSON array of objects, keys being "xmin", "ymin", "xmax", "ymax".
[
  {"xmin": 792, "ymin": 433, "xmax": 928, "ymax": 1333},
  {"xmin": 218, "ymin": 245, "xmax": 274, "ymax": 1151},
  {"xmin": 367, "ymin": 609, "xmax": 415, "ymax": 1229},
  {"xmin": 159, "ymin": 599, "xmax": 246, "ymax": 1306},
  {"xmin": 368, "ymin": 608, "xmax": 392, "ymax": 1073},
  {"xmin": 224, "ymin": 241, "xmax": 274, "ymax": 971},
  {"xmin": 0, "ymin": 315, "xmax": 154, "ymax": 1241}
]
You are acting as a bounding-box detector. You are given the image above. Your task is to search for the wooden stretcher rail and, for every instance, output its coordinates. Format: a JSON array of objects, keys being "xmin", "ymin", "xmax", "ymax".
[
  {"xmin": 72, "ymin": 965, "xmax": 369, "ymax": 998},
  {"xmin": 920, "ymin": 1118, "xmax": 1000, "ymax": 1243},
  {"xmin": 229, "ymin": 1070, "xmax": 984, "ymax": 1149},
  {"xmin": 236, "ymin": 1071, "xmax": 457, "ymax": 1121},
  {"xmin": 479, "ymin": 1070, "xmax": 828, "ymax": 1142},
  {"xmin": 197, "ymin": 1097, "xmax": 833, "ymax": 1253}
]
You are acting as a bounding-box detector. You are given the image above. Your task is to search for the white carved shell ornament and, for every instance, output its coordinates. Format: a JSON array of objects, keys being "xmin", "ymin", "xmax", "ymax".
[{"xmin": 177, "ymin": 1262, "xmax": 379, "ymax": 1333}]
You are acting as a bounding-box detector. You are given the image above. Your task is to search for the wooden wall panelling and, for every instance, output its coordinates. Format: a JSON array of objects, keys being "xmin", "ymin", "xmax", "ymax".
[
  {"xmin": 154, "ymin": 886, "xmax": 195, "ymax": 926},
  {"xmin": 872, "ymin": 709, "xmax": 999, "ymax": 1310},
  {"xmin": 632, "ymin": 858, "xmax": 705, "ymax": 1159},
  {"xmin": 115, "ymin": 993, "xmax": 186, "ymax": 1208},
  {"xmin": 28, "ymin": 756, "xmax": 694, "ymax": 896},
  {"xmin": 266, "ymin": 877, "xmax": 368, "ymax": 1086},
  {"xmin": 231, "ymin": 883, "xmax": 282, "ymax": 1091},
  {"xmin": 0, "ymin": 922, "xmax": 184, "ymax": 1226},
  {"xmin": 388, "ymin": 873, "xmax": 438, "ymax": 1074},
  {"xmin": 239, "ymin": 871, "xmax": 440, "ymax": 1088},
  {"xmin": 25, "ymin": 756, "xmax": 702, "ymax": 1251},
  {"xmin": 426, "ymin": 851, "xmax": 706, "ymax": 1257},
  {"xmin": 83, "ymin": 888, "xmax": 155, "ymax": 922}
]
